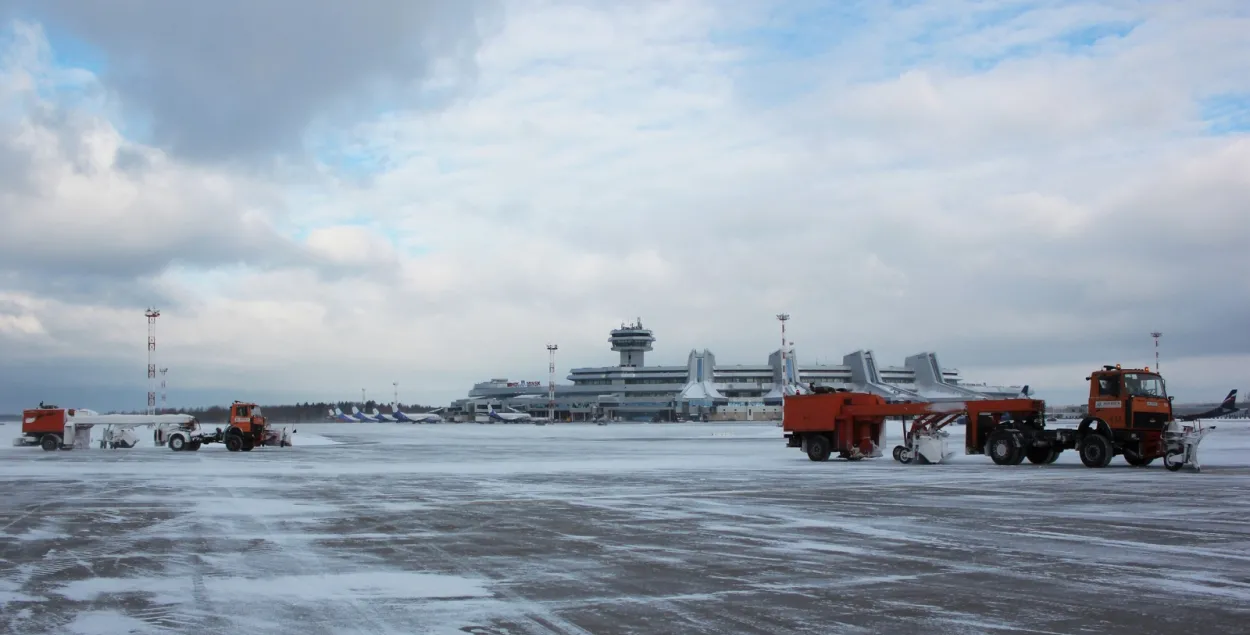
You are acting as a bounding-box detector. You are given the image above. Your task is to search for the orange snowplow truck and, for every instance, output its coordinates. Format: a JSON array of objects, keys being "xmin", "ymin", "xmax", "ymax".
[
  {"xmin": 785, "ymin": 366, "xmax": 1211, "ymax": 471},
  {"xmin": 961, "ymin": 365, "xmax": 1203, "ymax": 470},
  {"xmin": 218, "ymin": 401, "xmax": 268, "ymax": 452},
  {"xmin": 162, "ymin": 401, "xmax": 293, "ymax": 452}
]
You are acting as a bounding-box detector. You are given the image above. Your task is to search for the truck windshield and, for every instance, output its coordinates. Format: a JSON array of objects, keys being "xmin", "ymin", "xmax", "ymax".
[{"xmin": 1123, "ymin": 373, "xmax": 1166, "ymax": 398}]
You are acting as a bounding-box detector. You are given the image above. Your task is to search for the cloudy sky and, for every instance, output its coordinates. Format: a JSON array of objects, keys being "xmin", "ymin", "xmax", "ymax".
[{"xmin": 0, "ymin": 0, "xmax": 1247, "ymax": 412}]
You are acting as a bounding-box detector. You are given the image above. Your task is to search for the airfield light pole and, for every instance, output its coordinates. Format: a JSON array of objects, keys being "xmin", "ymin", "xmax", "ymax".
[
  {"xmin": 547, "ymin": 344, "xmax": 558, "ymax": 423},
  {"xmin": 1151, "ymin": 331, "xmax": 1163, "ymax": 371},
  {"xmin": 362, "ymin": 388, "xmax": 366, "ymax": 406},
  {"xmin": 145, "ymin": 308, "xmax": 160, "ymax": 416},
  {"xmin": 393, "ymin": 382, "xmax": 399, "ymax": 409},
  {"xmin": 776, "ymin": 313, "xmax": 790, "ymax": 394}
]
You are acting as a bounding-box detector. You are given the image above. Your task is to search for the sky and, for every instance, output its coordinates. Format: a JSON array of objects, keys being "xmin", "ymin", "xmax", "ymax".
[{"xmin": 0, "ymin": 0, "xmax": 1247, "ymax": 412}]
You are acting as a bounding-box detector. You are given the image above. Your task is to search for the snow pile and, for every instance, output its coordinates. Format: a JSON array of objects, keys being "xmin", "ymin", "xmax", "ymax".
[
  {"xmin": 290, "ymin": 431, "xmax": 338, "ymax": 446},
  {"xmin": 56, "ymin": 572, "xmax": 490, "ymax": 603},
  {"xmin": 61, "ymin": 611, "xmax": 156, "ymax": 635}
]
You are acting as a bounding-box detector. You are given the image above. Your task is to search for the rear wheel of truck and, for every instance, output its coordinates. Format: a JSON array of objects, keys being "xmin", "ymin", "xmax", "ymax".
[
  {"xmin": 806, "ymin": 434, "xmax": 831, "ymax": 462},
  {"xmin": 225, "ymin": 434, "xmax": 243, "ymax": 452},
  {"xmin": 241, "ymin": 437, "xmax": 255, "ymax": 451},
  {"xmin": 188, "ymin": 441, "xmax": 201, "ymax": 451},
  {"xmin": 40, "ymin": 435, "xmax": 59, "ymax": 451},
  {"xmin": 1079, "ymin": 434, "xmax": 1113, "ymax": 468},
  {"xmin": 986, "ymin": 430, "xmax": 1020, "ymax": 465},
  {"xmin": 168, "ymin": 435, "xmax": 186, "ymax": 452},
  {"xmin": 1124, "ymin": 451, "xmax": 1154, "ymax": 466}
]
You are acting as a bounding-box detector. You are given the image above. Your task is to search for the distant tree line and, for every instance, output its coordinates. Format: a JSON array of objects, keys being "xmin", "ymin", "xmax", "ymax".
[{"xmin": 110, "ymin": 400, "xmax": 438, "ymax": 423}]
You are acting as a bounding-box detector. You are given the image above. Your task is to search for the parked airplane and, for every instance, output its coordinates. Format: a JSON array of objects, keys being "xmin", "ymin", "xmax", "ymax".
[
  {"xmin": 349, "ymin": 406, "xmax": 385, "ymax": 422},
  {"xmin": 369, "ymin": 407, "xmax": 397, "ymax": 422},
  {"xmin": 1176, "ymin": 389, "xmax": 1241, "ymax": 421},
  {"xmin": 328, "ymin": 408, "xmax": 356, "ymax": 422},
  {"xmin": 391, "ymin": 405, "xmax": 445, "ymax": 423},
  {"xmin": 488, "ymin": 406, "xmax": 533, "ymax": 423}
]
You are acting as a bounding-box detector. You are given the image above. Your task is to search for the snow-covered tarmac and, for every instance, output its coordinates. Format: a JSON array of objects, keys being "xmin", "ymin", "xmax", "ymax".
[{"xmin": 3, "ymin": 420, "xmax": 1250, "ymax": 635}]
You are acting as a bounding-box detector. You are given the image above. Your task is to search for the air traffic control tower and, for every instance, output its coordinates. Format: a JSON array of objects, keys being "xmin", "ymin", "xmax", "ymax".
[{"xmin": 609, "ymin": 318, "xmax": 655, "ymax": 367}]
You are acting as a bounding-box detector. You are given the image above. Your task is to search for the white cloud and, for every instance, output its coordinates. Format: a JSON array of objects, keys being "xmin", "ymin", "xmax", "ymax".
[{"xmin": 1, "ymin": 2, "xmax": 1248, "ymax": 411}]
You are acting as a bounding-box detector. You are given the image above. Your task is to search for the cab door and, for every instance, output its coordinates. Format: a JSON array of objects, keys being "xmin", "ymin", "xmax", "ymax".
[{"xmin": 1090, "ymin": 373, "xmax": 1125, "ymax": 428}]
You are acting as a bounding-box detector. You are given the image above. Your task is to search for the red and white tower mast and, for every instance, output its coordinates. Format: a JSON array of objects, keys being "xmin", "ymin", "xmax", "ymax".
[
  {"xmin": 547, "ymin": 344, "xmax": 558, "ymax": 423},
  {"xmin": 145, "ymin": 308, "xmax": 160, "ymax": 415}
]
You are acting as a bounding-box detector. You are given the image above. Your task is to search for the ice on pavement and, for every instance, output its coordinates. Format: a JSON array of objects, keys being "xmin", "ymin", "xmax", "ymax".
[{"xmin": 2, "ymin": 419, "xmax": 1249, "ymax": 635}]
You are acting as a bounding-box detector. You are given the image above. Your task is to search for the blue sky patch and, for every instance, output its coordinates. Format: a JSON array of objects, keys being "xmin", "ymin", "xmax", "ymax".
[
  {"xmin": 1057, "ymin": 21, "xmax": 1138, "ymax": 48},
  {"xmin": 1200, "ymin": 93, "xmax": 1250, "ymax": 134},
  {"xmin": 40, "ymin": 23, "xmax": 108, "ymax": 75}
]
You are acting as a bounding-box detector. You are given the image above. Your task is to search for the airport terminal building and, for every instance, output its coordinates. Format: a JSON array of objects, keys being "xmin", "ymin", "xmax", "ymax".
[{"xmin": 449, "ymin": 320, "xmax": 1024, "ymax": 422}]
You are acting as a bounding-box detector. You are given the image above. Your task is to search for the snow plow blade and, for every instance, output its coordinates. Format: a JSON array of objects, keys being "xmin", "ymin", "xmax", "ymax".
[{"xmin": 1163, "ymin": 425, "xmax": 1215, "ymax": 472}]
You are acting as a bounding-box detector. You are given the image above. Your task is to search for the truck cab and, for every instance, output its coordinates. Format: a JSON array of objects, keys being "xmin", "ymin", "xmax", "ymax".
[
  {"xmin": 230, "ymin": 402, "xmax": 265, "ymax": 433},
  {"xmin": 221, "ymin": 401, "xmax": 268, "ymax": 451},
  {"xmin": 1087, "ymin": 365, "xmax": 1173, "ymax": 432}
]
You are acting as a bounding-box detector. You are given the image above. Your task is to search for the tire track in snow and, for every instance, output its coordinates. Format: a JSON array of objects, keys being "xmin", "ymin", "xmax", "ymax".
[
  {"xmin": 352, "ymin": 476, "xmax": 596, "ymax": 635},
  {"xmin": 218, "ymin": 472, "xmax": 395, "ymax": 635}
]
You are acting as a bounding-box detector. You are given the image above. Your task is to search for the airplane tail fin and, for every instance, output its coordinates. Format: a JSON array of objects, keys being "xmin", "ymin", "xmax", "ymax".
[
  {"xmin": 1224, "ymin": 389, "xmax": 1238, "ymax": 408},
  {"xmin": 1019, "ymin": 385, "xmax": 1030, "ymax": 398}
]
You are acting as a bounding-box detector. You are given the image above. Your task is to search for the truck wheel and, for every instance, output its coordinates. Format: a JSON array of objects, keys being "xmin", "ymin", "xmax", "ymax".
[
  {"xmin": 1079, "ymin": 434, "xmax": 1113, "ymax": 468},
  {"xmin": 225, "ymin": 435, "xmax": 243, "ymax": 452},
  {"xmin": 986, "ymin": 430, "xmax": 1020, "ymax": 465},
  {"xmin": 188, "ymin": 441, "xmax": 202, "ymax": 451},
  {"xmin": 168, "ymin": 435, "xmax": 186, "ymax": 452},
  {"xmin": 1124, "ymin": 452, "xmax": 1154, "ymax": 467},
  {"xmin": 806, "ymin": 434, "xmax": 831, "ymax": 462},
  {"xmin": 241, "ymin": 438, "xmax": 255, "ymax": 452},
  {"xmin": 40, "ymin": 435, "xmax": 59, "ymax": 451}
]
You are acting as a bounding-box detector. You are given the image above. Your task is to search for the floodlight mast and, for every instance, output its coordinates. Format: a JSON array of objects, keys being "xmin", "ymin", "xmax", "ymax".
[
  {"xmin": 547, "ymin": 344, "xmax": 559, "ymax": 422},
  {"xmin": 777, "ymin": 313, "xmax": 790, "ymax": 393},
  {"xmin": 1151, "ymin": 331, "xmax": 1162, "ymax": 371}
]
